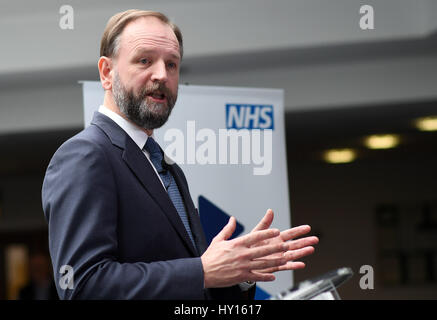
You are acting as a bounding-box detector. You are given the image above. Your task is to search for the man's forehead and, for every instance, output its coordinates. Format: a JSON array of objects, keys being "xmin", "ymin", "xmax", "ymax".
[{"xmin": 121, "ymin": 17, "xmax": 180, "ymax": 53}]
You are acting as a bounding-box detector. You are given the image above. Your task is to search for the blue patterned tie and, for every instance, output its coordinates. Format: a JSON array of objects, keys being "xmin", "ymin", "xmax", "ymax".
[{"xmin": 144, "ymin": 137, "xmax": 197, "ymax": 249}]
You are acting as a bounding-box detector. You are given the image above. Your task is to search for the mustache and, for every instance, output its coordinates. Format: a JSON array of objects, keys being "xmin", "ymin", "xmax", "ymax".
[{"xmin": 138, "ymin": 82, "xmax": 173, "ymax": 99}]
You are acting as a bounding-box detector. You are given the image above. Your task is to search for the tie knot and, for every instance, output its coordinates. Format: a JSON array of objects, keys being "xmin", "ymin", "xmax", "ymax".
[
  {"xmin": 144, "ymin": 137, "xmax": 162, "ymax": 158},
  {"xmin": 144, "ymin": 137, "xmax": 165, "ymax": 173}
]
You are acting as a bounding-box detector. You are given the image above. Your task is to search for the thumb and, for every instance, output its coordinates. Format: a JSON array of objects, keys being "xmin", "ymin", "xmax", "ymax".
[{"xmin": 212, "ymin": 216, "xmax": 236, "ymax": 243}]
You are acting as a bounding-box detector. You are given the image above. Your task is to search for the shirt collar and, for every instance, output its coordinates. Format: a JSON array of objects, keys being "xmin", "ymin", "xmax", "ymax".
[
  {"xmin": 98, "ymin": 105, "xmax": 175, "ymax": 165},
  {"xmin": 98, "ymin": 105, "xmax": 151, "ymax": 150}
]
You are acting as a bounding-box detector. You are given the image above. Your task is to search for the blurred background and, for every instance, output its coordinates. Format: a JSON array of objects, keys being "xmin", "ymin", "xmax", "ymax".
[{"xmin": 0, "ymin": 0, "xmax": 436, "ymax": 299}]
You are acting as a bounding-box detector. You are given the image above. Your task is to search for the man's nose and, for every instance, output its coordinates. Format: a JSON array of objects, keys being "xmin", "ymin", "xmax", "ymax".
[{"xmin": 150, "ymin": 60, "xmax": 168, "ymax": 83}]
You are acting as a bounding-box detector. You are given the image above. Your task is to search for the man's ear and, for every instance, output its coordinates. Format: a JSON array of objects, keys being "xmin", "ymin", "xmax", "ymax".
[{"xmin": 98, "ymin": 56, "xmax": 113, "ymax": 90}]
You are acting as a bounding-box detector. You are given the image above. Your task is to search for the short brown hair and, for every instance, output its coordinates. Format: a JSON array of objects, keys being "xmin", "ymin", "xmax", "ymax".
[{"xmin": 100, "ymin": 9, "xmax": 183, "ymax": 59}]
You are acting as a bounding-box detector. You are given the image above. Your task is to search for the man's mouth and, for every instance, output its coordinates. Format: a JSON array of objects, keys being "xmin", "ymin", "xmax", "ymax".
[{"xmin": 147, "ymin": 91, "xmax": 167, "ymax": 103}]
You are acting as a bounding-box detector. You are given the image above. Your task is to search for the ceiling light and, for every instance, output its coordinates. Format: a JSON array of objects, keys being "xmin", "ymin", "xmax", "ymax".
[
  {"xmin": 414, "ymin": 116, "xmax": 437, "ymax": 132},
  {"xmin": 364, "ymin": 134, "xmax": 400, "ymax": 149},
  {"xmin": 323, "ymin": 148, "xmax": 357, "ymax": 164}
]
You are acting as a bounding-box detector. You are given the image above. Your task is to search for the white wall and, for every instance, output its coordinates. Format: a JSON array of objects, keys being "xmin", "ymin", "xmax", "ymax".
[
  {"xmin": 1, "ymin": 52, "xmax": 436, "ymax": 134},
  {"xmin": 0, "ymin": 0, "xmax": 436, "ymax": 74},
  {"xmin": 182, "ymin": 53, "xmax": 437, "ymax": 111},
  {"xmin": 1, "ymin": 0, "xmax": 436, "ymax": 134}
]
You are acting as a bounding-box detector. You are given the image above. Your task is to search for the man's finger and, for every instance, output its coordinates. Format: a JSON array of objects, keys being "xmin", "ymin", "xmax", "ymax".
[
  {"xmin": 283, "ymin": 246, "xmax": 315, "ymax": 261},
  {"xmin": 247, "ymin": 271, "xmax": 276, "ymax": 283},
  {"xmin": 286, "ymin": 236, "xmax": 319, "ymax": 251},
  {"xmin": 280, "ymin": 225, "xmax": 312, "ymax": 241},
  {"xmin": 246, "ymin": 242, "xmax": 288, "ymax": 260},
  {"xmin": 212, "ymin": 216, "xmax": 236, "ymax": 243},
  {"xmin": 249, "ymin": 256, "xmax": 287, "ymax": 271},
  {"xmin": 251, "ymin": 209, "xmax": 274, "ymax": 232},
  {"xmin": 277, "ymin": 261, "xmax": 306, "ymax": 271},
  {"xmin": 258, "ymin": 261, "xmax": 306, "ymax": 274},
  {"xmin": 238, "ymin": 228, "xmax": 280, "ymax": 247}
]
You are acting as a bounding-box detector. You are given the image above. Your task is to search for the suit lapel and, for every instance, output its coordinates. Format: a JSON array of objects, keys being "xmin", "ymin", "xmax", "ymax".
[
  {"xmin": 91, "ymin": 112, "xmax": 198, "ymax": 257},
  {"xmin": 122, "ymin": 139, "xmax": 198, "ymax": 256}
]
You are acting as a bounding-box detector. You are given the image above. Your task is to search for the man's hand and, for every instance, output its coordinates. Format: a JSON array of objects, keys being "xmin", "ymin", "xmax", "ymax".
[
  {"xmin": 250, "ymin": 209, "xmax": 319, "ymax": 273},
  {"xmin": 201, "ymin": 216, "xmax": 289, "ymax": 288}
]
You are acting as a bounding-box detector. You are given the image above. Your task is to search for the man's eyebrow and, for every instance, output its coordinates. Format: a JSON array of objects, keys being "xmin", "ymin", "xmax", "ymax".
[
  {"xmin": 132, "ymin": 47, "xmax": 180, "ymax": 60},
  {"xmin": 168, "ymin": 52, "xmax": 181, "ymax": 60}
]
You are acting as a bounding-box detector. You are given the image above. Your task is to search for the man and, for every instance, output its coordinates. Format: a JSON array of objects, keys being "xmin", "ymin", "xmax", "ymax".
[{"xmin": 42, "ymin": 9, "xmax": 318, "ymax": 299}]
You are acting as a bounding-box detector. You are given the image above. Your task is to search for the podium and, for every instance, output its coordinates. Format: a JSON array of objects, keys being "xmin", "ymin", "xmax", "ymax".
[{"xmin": 269, "ymin": 267, "xmax": 354, "ymax": 300}]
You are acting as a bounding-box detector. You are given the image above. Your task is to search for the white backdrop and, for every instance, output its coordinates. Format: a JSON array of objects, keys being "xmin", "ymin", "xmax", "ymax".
[{"xmin": 81, "ymin": 81, "xmax": 292, "ymax": 299}]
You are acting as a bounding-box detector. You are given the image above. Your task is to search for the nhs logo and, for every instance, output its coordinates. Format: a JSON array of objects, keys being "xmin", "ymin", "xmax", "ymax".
[{"xmin": 226, "ymin": 104, "xmax": 274, "ymax": 130}]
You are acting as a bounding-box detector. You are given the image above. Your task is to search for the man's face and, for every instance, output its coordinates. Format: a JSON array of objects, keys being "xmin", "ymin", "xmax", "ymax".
[{"xmin": 111, "ymin": 17, "xmax": 180, "ymax": 130}]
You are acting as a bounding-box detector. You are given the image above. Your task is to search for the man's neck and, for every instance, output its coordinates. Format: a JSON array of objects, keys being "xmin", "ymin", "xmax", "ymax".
[{"xmin": 103, "ymin": 93, "xmax": 153, "ymax": 136}]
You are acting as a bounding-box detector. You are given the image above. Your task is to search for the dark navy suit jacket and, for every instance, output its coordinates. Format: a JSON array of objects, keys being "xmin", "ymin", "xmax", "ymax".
[{"xmin": 42, "ymin": 112, "xmax": 248, "ymax": 300}]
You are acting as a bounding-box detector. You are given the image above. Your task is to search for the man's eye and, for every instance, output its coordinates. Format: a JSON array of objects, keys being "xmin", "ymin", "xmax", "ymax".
[
  {"xmin": 140, "ymin": 58, "xmax": 149, "ymax": 64},
  {"xmin": 168, "ymin": 62, "xmax": 177, "ymax": 69}
]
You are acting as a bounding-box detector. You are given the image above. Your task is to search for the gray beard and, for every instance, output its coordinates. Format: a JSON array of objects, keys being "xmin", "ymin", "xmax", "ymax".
[{"xmin": 112, "ymin": 72, "xmax": 177, "ymax": 130}]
